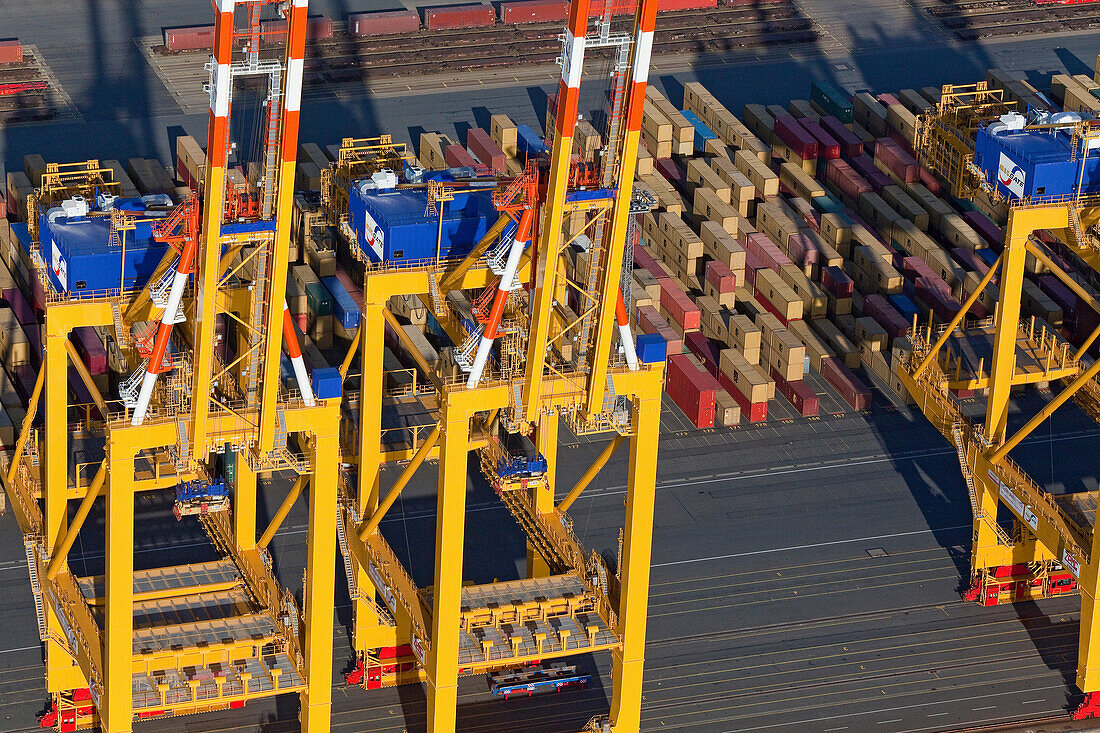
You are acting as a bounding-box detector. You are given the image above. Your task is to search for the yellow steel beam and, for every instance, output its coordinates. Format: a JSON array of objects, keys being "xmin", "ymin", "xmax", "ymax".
[
  {"xmin": 558, "ymin": 434, "xmax": 623, "ymax": 513},
  {"xmin": 1024, "ymin": 240, "xmax": 1100, "ymax": 359},
  {"xmin": 382, "ymin": 308, "xmax": 443, "ymax": 390},
  {"xmin": 354, "ymin": 301, "xmax": 385, "ymax": 651},
  {"xmin": 913, "ymin": 252, "xmax": 1002, "ymax": 380},
  {"xmin": 233, "ymin": 447, "xmax": 257, "ymax": 552},
  {"xmin": 357, "ymin": 422, "xmax": 441, "ymax": 540},
  {"xmin": 5, "ymin": 363, "xmax": 43, "ymax": 486},
  {"xmin": 989, "ymin": 356, "xmax": 1100, "ymax": 465},
  {"xmin": 301, "ymin": 416, "xmax": 339, "ymax": 733},
  {"xmin": 439, "ymin": 214, "xmax": 511, "ymax": 293},
  {"xmin": 609, "ymin": 366, "xmax": 663, "ymax": 733},
  {"xmin": 339, "ymin": 325, "xmax": 361, "ymax": 379},
  {"xmin": 426, "ymin": 397, "xmax": 471, "ymax": 733},
  {"xmin": 63, "ymin": 340, "xmax": 107, "ymax": 415},
  {"xmin": 985, "ymin": 213, "xmax": 1033, "ymax": 444},
  {"xmin": 44, "ymin": 461, "xmax": 106, "ymax": 581},
  {"xmin": 103, "ymin": 434, "xmax": 135, "ymax": 732},
  {"xmin": 257, "ymin": 474, "xmax": 307, "ymax": 550}
]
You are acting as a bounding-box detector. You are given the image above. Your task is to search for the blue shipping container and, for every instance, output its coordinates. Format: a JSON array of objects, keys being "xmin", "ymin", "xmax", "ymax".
[
  {"xmin": 347, "ymin": 185, "xmax": 498, "ymax": 264},
  {"xmin": 974, "ymin": 124, "xmax": 1100, "ymax": 201},
  {"xmin": 636, "ymin": 333, "xmax": 667, "ymax": 364},
  {"xmin": 321, "ymin": 275, "xmax": 361, "ymax": 331},
  {"xmin": 38, "ymin": 211, "xmax": 169, "ymax": 294},
  {"xmin": 680, "ymin": 109, "xmax": 718, "ymax": 153},
  {"xmin": 311, "ymin": 367, "xmax": 343, "ymax": 400},
  {"xmin": 516, "ymin": 124, "xmax": 548, "ymax": 158},
  {"xmin": 976, "ymin": 248, "xmax": 998, "ymax": 267},
  {"xmin": 887, "ymin": 293, "xmax": 920, "ymax": 322}
]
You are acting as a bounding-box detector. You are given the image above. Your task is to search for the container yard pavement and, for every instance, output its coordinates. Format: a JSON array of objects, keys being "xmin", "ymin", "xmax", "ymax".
[{"xmin": 2, "ymin": 398, "xmax": 1099, "ymax": 732}]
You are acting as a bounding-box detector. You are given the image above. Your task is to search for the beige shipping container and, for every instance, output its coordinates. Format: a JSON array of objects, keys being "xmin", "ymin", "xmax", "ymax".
[
  {"xmin": 754, "ymin": 269, "xmax": 804, "ymax": 323},
  {"xmin": 904, "ymin": 181, "xmax": 954, "ymax": 231},
  {"xmin": 855, "ymin": 316, "xmax": 889, "ymax": 352},
  {"xmin": 710, "ymin": 156, "xmax": 755, "ymax": 216},
  {"xmin": 820, "ymin": 212, "xmax": 853, "ymax": 252},
  {"xmin": 693, "ymin": 187, "xmax": 739, "ymax": 235},
  {"xmin": 726, "ymin": 312, "xmax": 762, "ymax": 353},
  {"xmin": 686, "ymin": 159, "xmax": 731, "ymax": 203},
  {"xmin": 714, "ymin": 390, "xmax": 741, "ymax": 426},
  {"xmin": 701, "ymin": 221, "xmax": 747, "ymax": 272},
  {"xmin": 788, "ymin": 318, "xmax": 834, "ymax": 371},
  {"xmin": 633, "ymin": 268, "xmax": 662, "ymax": 301},
  {"xmin": 491, "ymin": 114, "xmax": 519, "ymax": 157},
  {"xmin": 638, "ymin": 172, "xmax": 683, "ymax": 216},
  {"xmin": 812, "ymin": 317, "xmax": 860, "ymax": 369},
  {"xmin": 419, "ymin": 132, "xmax": 453, "ymax": 171},
  {"xmin": 756, "ymin": 200, "xmax": 804, "ymax": 250},
  {"xmin": 659, "ymin": 212, "xmax": 704, "ymax": 259},
  {"xmin": 720, "ymin": 348, "xmax": 773, "ymax": 403},
  {"xmin": 646, "ymin": 87, "xmax": 694, "ymax": 155},
  {"xmin": 573, "ymin": 120, "xmax": 602, "ymax": 161},
  {"xmin": 858, "ymin": 191, "xmax": 902, "ymax": 239},
  {"xmin": 697, "ymin": 295, "xmax": 725, "ymax": 340},
  {"xmin": 734, "ymin": 149, "xmax": 779, "ymax": 198},
  {"xmin": 882, "ymin": 185, "xmax": 929, "ymax": 232},
  {"xmin": 636, "ymin": 144, "xmax": 654, "ymax": 176},
  {"xmin": 937, "ymin": 213, "xmax": 985, "ymax": 252},
  {"xmin": 779, "ymin": 161, "xmax": 825, "ymax": 201},
  {"xmin": 778, "ymin": 264, "xmax": 828, "ymax": 318}
]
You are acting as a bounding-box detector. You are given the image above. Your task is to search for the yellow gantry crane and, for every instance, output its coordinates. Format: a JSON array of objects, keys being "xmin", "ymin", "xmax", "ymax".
[
  {"xmin": 2, "ymin": 2, "xmax": 343, "ymax": 731},
  {"xmin": 902, "ymin": 107, "xmax": 1100, "ymax": 717},
  {"xmin": 327, "ymin": 0, "xmax": 666, "ymax": 730}
]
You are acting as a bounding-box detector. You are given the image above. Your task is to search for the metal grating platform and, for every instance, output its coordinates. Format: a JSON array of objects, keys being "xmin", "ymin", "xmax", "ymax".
[
  {"xmin": 946, "ymin": 325, "xmax": 1073, "ymax": 380},
  {"xmin": 87, "ymin": 589, "xmax": 255, "ymax": 629},
  {"xmin": 131, "ymin": 651, "xmax": 303, "ymax": 709},
  {"xmin": 455, "ymin": 575, "xmax": 588, "ymax": 611},
  {"xmin": 1055, "ymin": 491, "xmax": 1098, "ymax": 538},
  {"xmin": 458, "ymin": 611, "xmax": 617, "ymax": 666},
  {"xmin": 131, "ymin": 614, "xmax": 276, "ymax": 655},
  {"xmin": 77, "ymin": 560, "xmax": 241, "ymax": 600}
]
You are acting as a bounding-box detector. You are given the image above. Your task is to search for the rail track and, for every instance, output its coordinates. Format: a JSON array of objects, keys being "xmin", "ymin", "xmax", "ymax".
[{"xmin": 914, "ymin": 0, "xmax": 1100, "ymax": 39}]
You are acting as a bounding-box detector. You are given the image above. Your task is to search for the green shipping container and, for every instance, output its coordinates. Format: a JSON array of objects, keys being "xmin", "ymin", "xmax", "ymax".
[
  {"xmin": 811, "ymin": 80, "xmax": 853, "ymax": 124},
  {"xmin": 304, "ymin": 281, "xmax": 333, "ymax": 317}
]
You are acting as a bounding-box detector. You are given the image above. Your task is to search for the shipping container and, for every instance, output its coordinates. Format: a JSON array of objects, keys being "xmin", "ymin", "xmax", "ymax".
[
  {"xmin": 638, "ymin": 305, "xmax": 683, "ymax": 355},
  {"xmin": 863, "ymin": 294, "xmax": 910, "ymax": 339},
  {"xmin": 423, "ymin": 4, "xmax": 495, "ymax": 29},
  {"xmin": 797, "ymin": 118, "xmax": 840, "ymax": 160},
  {"xmin": 666, "ymin": 354, "xmax": 717, "ymax": 428},
  {"xmin": 810, "ymin": 80, "xmax": 853, "ymax": 123},
  {"xmin": 163, "ymin": 25, "xmax": 215, "ymax": 52},
  {"xmin": 321, "ymin": 276, "xmax": 361, "ymax": 332},
  {"xmin": 499, "ymin": 0, "xmax": 569, "ymax": 23},
  {"xmin": 822, "ymin": 265, "xmax": 854, "ymax": 298},
  {"xmin": 348, "ymin": 10, "xmax": 421, "ymax": 36},
  {"xmin": 773, "ymin": 115, "xmax": 818, "ymax": 161},
  {"xmin": 821, "ymin": 356, "xmax": 870, "ymax": 410},
  {"xmin": 260, "ymin": 16, "xmax": 334, "ymax": 41},
  {"xmin": 73, "ymin": 326, "xmax": 107, "ymax": 375},
  {"xmin": 466, "ymin": 128, "xmax": 506, "ymax": 173},
  {"xmin": 516, "ymin": 124, "xmax": 548, "ymax": 158},
  {"xmin": 848, "ymin": 154, "xmax": 893, "ymax": 192},
  {"xmin": 874, "ymin": 137, "xmax": 919, "ymax": 184},
  {"xmin": 770, "ymin": 366, "xmax": 819, "ymax": 416},
  {"xmin": 658, "ymin": 0, "xmax": 718, "ymax": 9},
  {"xmin": 825, "ymin": 158, "xmax": 871, "ymax": 202},
  {"xmin": 717, "ymin": 349, "xmax": 769, "ymax": 422}
]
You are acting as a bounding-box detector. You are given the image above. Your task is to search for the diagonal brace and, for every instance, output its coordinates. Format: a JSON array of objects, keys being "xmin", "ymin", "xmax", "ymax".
[
  {"xmin": 558, "ymin": 434, "xmax": 623, "ymax": 513},
  {"xmin": 357, "ymin": 422, "xmax": 441, "ymax": 540}
]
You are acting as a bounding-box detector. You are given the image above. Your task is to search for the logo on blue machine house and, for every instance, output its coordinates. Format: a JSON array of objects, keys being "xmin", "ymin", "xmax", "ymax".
[
  {"xmin": 361, "ymin": 208, "xmax": 384, "ymax": 259},
  {"xmin": 997, "ymin": 152, "xmax": 1026, "ymax": 198}
]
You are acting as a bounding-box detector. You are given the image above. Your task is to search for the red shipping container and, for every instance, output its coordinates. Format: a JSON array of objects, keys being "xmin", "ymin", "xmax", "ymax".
[
  {"xmin": 704, "ymin": 259, "xmax": 736, "ymax": 293},
  {"xmin": 4, "ymin": 287, "xmax": 36, "ymax": 325},
  {"xmin": 825, "ymin": 158, "xmax": 870, "ymax": 202},
  {"xmin": 848, "ymin": 154, "xmax": 893, "ymax": 191},
  {"xmin": 73, "ymin": 326, "xmax": 107, "ymax": 375},
  {"xmin": 659, "ymin": 280, "xmax": 701, "ymax": 331},
  {"xmin": 654, "ymin": 157, "xmax": 685, "ymax": 187},
  {"xmin": 863, "ymin": 294, "xmax": 910, "ymax": 339},
  {"xmin": 877, "ymin": 93, "xmax": 901, "ymax": 107},
  {"xmin": 950, "ymin": 247, "xmax": 991, "ymax": 276},
  {"xmin": 444, "ymin": 144, "xmax": 478, "ymax": 169},
  {"xmin": 770, "ymin": 366, "xmax": 819, "ymax": 417},
  {"xmin": 637, "ymin": 305, "xmax": 683, "ymax": 355},
  {"xmin": 822, "ymin": 265, "xmax": 854, "ymax": 298},
  {"xmin": 821, "ymin": 357, "xmax": 870, "ymax": 411},
  {"xmin": 261, "ymin": 16, "xmax": 333, "ymax": 42},
  {"xmin": 0, "ymin": 39, "xmax": 22, "ymax": 64},
  {"xmin": 685, "ymin": 332, "xmax": 722, "ymax": 377},
  {"xmin": 466, "ymin": 128, "xmax": 506, "ymax": 173},
  {"xmin": 295, "ymin": 312, "xmax": 308, "ymax": 333},
  {"xmin": 964, "ymin": 210, "xmax": 1002, "ymax": 248},
  {"xmin": 500, "ymin": 0, "xmax": 570, "ymax": 23},
  {"xmin": 787, "ymin": 233, "xmax": 821, "ymax": 267},
  {"xmin": 163, "ymin": 26, "xmax": 215, "ymax": 51},
  {"xmin": 901, "ymin": 256, "xmax": 935, "ymax": 281},
  {"xmin": 918, "ymin": 166, "xmax": 942, "ymax": 196},
  {"xmin": 886, "ymin": 126, "xmax": 917, "ymax": 158},
  {"xmin": 772, "ymin": 115, "xmax": 818, "ymax": 160},
  {"xmin": 658, "ymin": 0, "xmax": 718, "ymax": 10},
  {"xmin": 819, "ymin": 115, "xmax": 863, "ymax": 158},
  {"xmin": 798, "ymin": 118, "xmax": 840, "ymax": 160},
  {"xmin": 348, "ymin": 10, "xmax": 421, "ymax": 36},
  {"xmin": 744, "ymin": 232, "xmax": 792, "ymax": 271},
  {"xmin": 874, "ymin": 138, "xmax": 918, "ymax": 184},
  {"xmin": 634, "ymin": 245, "xmax": 673, "ymax": 281},
  {"xmin": 716, "ymin": 368, "xmax": 768, "ymax": 423},
  {"xmin": 666, "ymin": 354, "xmax": 717, "ymax": 428},
  {"xmin": 423, "ymin": 5, "xmax": 495, "ymax": 30}
]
